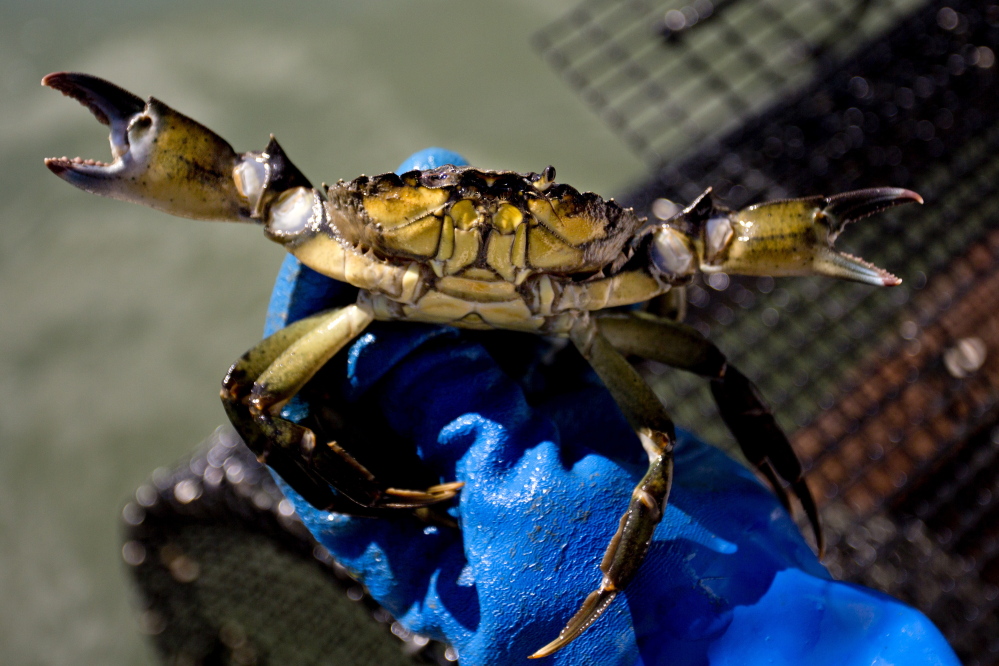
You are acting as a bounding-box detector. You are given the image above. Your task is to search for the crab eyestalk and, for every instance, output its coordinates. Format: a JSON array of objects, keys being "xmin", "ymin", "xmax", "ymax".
[
  {"xmin": 43, "ymin": 72, "xmax": 316, "ymax": 232},
  {"xmin": 650, "ymin": 187, "xmax": 922, "ymax": 286}
]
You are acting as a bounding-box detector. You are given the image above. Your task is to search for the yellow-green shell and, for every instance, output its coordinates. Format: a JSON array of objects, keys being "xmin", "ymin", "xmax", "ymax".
[
  {"xmin": 313, "ymin": 166, "xmax": 666, "ymax": 334},
  {"xmin": 328, "ymin": 167, "xmax": 646, "ymax": 278}
]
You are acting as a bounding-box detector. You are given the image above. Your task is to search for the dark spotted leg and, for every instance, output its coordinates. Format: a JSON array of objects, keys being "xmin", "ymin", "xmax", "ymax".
[
  {"xmin": 222, "ymin": 303, "xmax": 462, "ymax": 514},
  {"xmin": 222, "ymin": 309, "xmax": 345, "ymax": 511},
  {"xmin": 595, "ymin": 311, "xmax": 823, "ymax": 556},
  {"xmin": 529, "ymin": 317, "xmax": 675, "ymax": 659}
]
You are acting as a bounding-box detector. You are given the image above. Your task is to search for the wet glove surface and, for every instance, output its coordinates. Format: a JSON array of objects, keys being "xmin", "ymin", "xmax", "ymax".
[{"xmin": 265, "ymin": 149, "xmax": 960, "ymax": 666}]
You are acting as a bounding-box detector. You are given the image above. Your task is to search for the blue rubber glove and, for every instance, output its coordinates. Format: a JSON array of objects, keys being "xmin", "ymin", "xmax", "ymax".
[{"xmin": 264, "ymin": 148, "xmax": 961, "ymax": 666}]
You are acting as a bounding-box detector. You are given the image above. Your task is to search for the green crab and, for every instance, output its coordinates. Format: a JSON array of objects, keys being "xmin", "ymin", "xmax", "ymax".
[{"xmin": 43, "ymin": 72, "xmax": 921, "ymax": 658}]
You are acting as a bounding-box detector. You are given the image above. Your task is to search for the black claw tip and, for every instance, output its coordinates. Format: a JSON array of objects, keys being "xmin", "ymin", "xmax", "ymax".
[
  {"xmin": 823, "ymin": 187, "xmax": 923, "ymax": 229},
  {"xmin": 42, "ymin": 71, "xmax": 145, "ymax": 127}
]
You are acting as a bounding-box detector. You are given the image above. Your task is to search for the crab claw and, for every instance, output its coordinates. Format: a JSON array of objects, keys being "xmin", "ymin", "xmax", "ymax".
[
  {"xmin": 663, "ymin": 187, "xmax": 922, "ymax": 286},
  {"xmin": 43, "ymin": 72, "xmax": 302, "ymax": 223}
]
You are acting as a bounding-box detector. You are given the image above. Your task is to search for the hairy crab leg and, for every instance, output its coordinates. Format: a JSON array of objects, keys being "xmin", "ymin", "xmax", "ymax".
[
  {"xmin": 223, "ymin": 304, "xmax": 462, "ymax": 513},
  {"xmin": 529, "ymin": 317, "xmax": 676, "ymax": 660},
  {"xmin": 596, "ymin": 311, "xmax": 823, "ymax": 555}
]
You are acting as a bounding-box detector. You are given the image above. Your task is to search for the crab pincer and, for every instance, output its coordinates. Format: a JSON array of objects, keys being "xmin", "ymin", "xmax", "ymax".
[
  {"xmin": 655, "ymin": 185, "xmax": 922, "ymax": 287},
  {"xmin": 43, "ymin": 71, "xmax": 316, "ymax": 227}
]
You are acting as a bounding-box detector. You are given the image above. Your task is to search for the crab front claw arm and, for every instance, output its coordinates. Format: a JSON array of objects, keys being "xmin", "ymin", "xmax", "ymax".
[
  {"xmin": 653, "ymin": 187, "xmax": 922, "ymax": 286},
  {"xmin": 43, "ymin": 72, "xmax": 312, "ymax": 225}
]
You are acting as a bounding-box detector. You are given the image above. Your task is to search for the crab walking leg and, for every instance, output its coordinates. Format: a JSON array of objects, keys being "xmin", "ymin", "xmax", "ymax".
[
  {"xmin": 595, "ymin": 311, "xmax": 823, "ymax": 555},
  {"xmin": 223, "ymin": 304, "xmax": 462, "ymax": 513},
  {"xmin": 530, "ymin": 319, "xmax": 675, "ymax": 660},
  {"xmin": 222, "ymin": 310, "xmax": 347, "ymax": 510}
]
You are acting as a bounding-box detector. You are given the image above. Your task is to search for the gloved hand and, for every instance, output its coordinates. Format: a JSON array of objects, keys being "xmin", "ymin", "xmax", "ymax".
[{"xmin": 265, "ymin": 149, "xmax": 961, "ymax": 666}]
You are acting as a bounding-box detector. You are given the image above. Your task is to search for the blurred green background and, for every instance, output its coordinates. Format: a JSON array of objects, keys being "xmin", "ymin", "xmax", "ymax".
[{"xmin": 0, "ymin": 1, "xmax": 646, "ymax": 663}]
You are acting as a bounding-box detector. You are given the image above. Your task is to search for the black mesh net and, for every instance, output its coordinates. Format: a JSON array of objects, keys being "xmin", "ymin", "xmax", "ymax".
[
  {"xmin": 532, "ymin": 0, "xmax": 927, "ymax": 166},
  {"xmin": 122, "ymin": 426, "xmax": 453, "ymax": 666}
]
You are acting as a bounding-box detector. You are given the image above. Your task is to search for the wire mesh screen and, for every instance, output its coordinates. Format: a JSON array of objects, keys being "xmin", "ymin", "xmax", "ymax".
[
  {"xmin": 538, "ymin": 0, "xmax": 999, "ymax": 662},
  {"xmin": 533, "ymin": 0, "xmax": 925, "ymax": 165},
  {"xmin": 122, "ymin": 426, "xmax": 454, "ymax": 666}
]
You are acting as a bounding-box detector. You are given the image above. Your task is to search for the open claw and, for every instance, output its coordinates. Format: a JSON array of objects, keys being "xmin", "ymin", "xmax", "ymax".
[
  {"xmin": 661, "ymin": 187, "xmax": 921, "ymax": 286},
  {"xmin": 42, "ymin": 72, "xmax": 312, "ymax": 224}
]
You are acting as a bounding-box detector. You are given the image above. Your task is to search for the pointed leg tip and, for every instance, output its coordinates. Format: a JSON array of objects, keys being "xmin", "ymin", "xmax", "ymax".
[
  {"xmin": 810, "ymin": 505, "xmax": 826, "ymax": 559},
  {"xmin": 528, "ymin": 638, "xmax": 567, "ymax": 660},
  {"xmin": 528, "ymin": 633, "xmax": 579, "ymax": 659},
  {"xmin": 528, "ymin": 588, "xmax": 619, "ymax": 659}
]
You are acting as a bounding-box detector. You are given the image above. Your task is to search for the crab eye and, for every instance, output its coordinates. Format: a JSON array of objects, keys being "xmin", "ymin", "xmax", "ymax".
[
  {"xmin": 650, "ymin": 226, "xmax": 695, "ymax": 276},
  {"xmin": 532, "ymin": 165, "xmax": 556, "ymax": 191}
]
